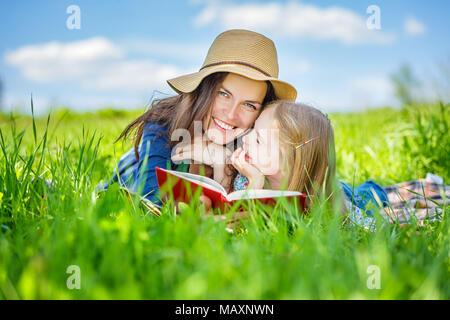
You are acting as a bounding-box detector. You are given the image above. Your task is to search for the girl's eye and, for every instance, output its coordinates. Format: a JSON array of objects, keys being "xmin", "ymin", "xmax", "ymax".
[{"xmin": 219, "ymin": 90, "xmax": 228, "ymax": 97}]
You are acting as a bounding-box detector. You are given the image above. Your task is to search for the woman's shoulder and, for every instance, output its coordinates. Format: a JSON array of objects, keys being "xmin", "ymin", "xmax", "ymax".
[
  {"xmin": 140, "ymin": 122, "xmax": 172, "ymax": 157},
  {"xmin": 142, "ymin": 122, "xmax": 170, "ymax": 142},
  {"xmin": 143, "ymin": 122, "xmax": 170, "ymax": 134}
]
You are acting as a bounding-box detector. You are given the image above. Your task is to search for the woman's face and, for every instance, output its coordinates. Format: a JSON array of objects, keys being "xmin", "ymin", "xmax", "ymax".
[{"xmin": 203, "ymin": 73, "xmax": 268, "ymax": 145}]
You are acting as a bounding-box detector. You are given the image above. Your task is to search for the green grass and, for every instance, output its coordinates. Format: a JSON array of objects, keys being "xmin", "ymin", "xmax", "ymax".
[{"xmin": 0, "ymin": 102, "xmax": 448, "ymax": 299}]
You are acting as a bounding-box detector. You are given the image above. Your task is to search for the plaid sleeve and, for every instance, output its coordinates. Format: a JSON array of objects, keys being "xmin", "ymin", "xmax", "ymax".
[
  {"xmin": 380, "ymin": 176, "xmax": 449, "ymax": 226},
  {"xmin": 97, "ymin": 123, "xmax": 174, "ymax": 205},
  {"xmin": 96, "ymin": 146, "xmax": 137, "ymax": 193},
  {"xmin": 343, "ymin": 174, "xmax": 448, "ymax": 230}
]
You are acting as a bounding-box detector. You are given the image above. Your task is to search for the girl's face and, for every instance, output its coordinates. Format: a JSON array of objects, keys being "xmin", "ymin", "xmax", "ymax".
[
  {"xmin": 242, "ymin": 106, "xmax": 282, "ymax": 176},
  {"xmin": 203, "ymin": 73, "xmax": 268, "ymax": 145}
]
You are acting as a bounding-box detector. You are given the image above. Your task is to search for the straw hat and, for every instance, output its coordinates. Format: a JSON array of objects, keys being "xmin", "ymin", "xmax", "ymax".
[{"xmin": 167, "ymin": 29, "xmax": 297, "ymax": 101}]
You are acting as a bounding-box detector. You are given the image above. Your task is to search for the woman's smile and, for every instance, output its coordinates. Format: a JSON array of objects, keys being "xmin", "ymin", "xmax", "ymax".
[{"xmin": 212, "ymin": 117, "xmax": 237, "ymax": 132}]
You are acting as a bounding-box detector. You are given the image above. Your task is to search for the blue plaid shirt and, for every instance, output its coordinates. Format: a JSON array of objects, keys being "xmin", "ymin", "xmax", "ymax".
[{"xmin": 97, "ymin": 122, "xmax": 179, "ymax": 205}]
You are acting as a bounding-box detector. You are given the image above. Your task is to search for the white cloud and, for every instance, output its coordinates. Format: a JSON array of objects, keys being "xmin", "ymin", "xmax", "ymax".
[
  {"xmin": 404, "ymin": 17, "xmax": 426, "ymax": 36},
  {"xmin": 84, "ymin": 60, "xmax": 185, "ymax": 91},
  {"xmin": 291, "ymin": 75, "xmax": 395, "ymax": 112},
  {"xmin": 348, "ymin": 75, "xmax": 394, "ymax": 108},
  {"xmin": 120, "ymin": 38, "xmax": 209, "ymax": 62},
  {"xmin": 193, "ymin": 1, "xmax": 395, "ymax": 45},
  {"xmin": 3, "ymin": 93, "xmax": 54, "ymax": 115},
  {"xmin": 4, "ymin": 37, "xmax": 123, "ymax": 82},
  {"xmin": 291, "ymin": 60, "xmax": 311, "ymax": 74},
  {"xmin": 3, "ymin": 91, "xmax": 152, "ymax": 115},
  {"xmin": 4, "ymin": 37, "xmax": 188, "ymax": 93}
]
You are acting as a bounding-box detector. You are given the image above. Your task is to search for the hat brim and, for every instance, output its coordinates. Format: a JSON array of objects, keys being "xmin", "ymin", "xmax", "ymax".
[{"xmin": 167, "ymin": 64, "xmax": 297, "ymax": 101}]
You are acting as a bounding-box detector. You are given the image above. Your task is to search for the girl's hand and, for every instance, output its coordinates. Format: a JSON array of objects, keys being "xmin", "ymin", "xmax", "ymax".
[
  {"xmin": 231, "ymin": 147, "xmax": 265, "ymax": 189},
  {"xmin": 172, "ymin": 136, "xmax": 231, "ymax": 167}
]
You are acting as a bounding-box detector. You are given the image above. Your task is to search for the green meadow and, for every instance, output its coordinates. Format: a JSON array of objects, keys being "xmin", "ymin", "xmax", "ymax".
[{"xmin": 0, "ymin": 101, "xmax": 448, "ymax": 299}]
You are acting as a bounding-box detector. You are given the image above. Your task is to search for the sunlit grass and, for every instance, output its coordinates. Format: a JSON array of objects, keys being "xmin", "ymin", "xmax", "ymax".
[{"xmin": 0, "ymin": 102, "xmax": 448, "ymax": 299}]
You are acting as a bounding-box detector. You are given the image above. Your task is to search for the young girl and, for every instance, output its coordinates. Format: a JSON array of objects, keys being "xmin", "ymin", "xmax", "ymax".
[
  {"xmin": 228, "ymin": 100, "xmax": 392, "ymax": 227},
  {"xmin": 230, "ymin": 100, "xmax": 339, "ymax": 208},
  {"xmin": 227, "ymin": 100, "xmax": 449, "ymax": 230}
]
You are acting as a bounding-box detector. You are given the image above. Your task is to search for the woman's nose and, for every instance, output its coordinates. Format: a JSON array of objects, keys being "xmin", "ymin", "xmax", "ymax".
[{"xmin": 225, "ymin": 102, "xmax": 240, "ymax": 122}]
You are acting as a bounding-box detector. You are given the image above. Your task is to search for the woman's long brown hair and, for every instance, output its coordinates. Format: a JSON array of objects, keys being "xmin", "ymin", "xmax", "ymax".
[
  {"xmin": 116, "ymin": 72, "xmax": 277, "ymax": 166},
  {"xmin": 116, "ymin": 72, "xmax": 227, "ymax": 162}
]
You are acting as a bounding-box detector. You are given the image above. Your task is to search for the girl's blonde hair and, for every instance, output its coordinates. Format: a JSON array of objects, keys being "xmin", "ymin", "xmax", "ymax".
[{"xmin": 271, "ymin": 101, "xmax": 337, "ymax": 208}]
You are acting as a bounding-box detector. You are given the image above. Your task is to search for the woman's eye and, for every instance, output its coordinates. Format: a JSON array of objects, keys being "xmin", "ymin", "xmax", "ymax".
[
  {"xmin": 219, "ymin": 90, "xmax": 228, "ymax": 97},
  {"xmin": 245, "ymin": 103, "xmax": 257, "ymax": 110}
]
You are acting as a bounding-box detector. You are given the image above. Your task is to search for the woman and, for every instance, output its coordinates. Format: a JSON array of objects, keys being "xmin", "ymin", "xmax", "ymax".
[{"xmin": 98, "ymin": 29, "xmax": 297, "ymax": 205}]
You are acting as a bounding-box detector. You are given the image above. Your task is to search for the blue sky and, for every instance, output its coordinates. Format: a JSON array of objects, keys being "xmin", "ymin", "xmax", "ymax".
[{"xmin": 1, "ymin": 0, "xmax": 449, "ymax": 114}]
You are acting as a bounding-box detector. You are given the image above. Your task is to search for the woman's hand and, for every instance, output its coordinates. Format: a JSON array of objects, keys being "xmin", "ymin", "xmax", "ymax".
[
  {"xmin": 231, "ymin": 147, "xmax": 265, "ymax": 189},
  {"xmin": 172, "ymin": 136, "xmax": 231, "ymax": 167},
  {"xmin": 172, "ymin": 136, "xmax": 233, "ymax": 187}
]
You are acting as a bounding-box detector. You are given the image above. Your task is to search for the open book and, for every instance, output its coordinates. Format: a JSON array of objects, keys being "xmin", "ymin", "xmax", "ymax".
[{"xmin": 155, "ymin": 167, "xmax": 307, "ymax": 209}]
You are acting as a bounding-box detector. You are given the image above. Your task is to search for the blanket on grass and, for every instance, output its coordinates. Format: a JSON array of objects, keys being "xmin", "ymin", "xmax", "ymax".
[{"xmin": 348, "ymin": 174, "xmax": 449, "ymax": 230}]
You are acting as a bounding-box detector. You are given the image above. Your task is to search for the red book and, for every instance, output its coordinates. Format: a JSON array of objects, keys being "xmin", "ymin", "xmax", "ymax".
[{"xmin": 155, "ymin": 166, "xmax": 307, "ymax": 210}]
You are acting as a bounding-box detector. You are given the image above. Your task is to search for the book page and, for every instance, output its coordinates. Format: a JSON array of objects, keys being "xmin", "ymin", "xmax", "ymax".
[
  {"xmin": 225, "ymin": 189, "xmax": 303, "ymax": 201},
  {"xmin": 166, "ymin": 169, "xmax": 227, "ymax": 195}
]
